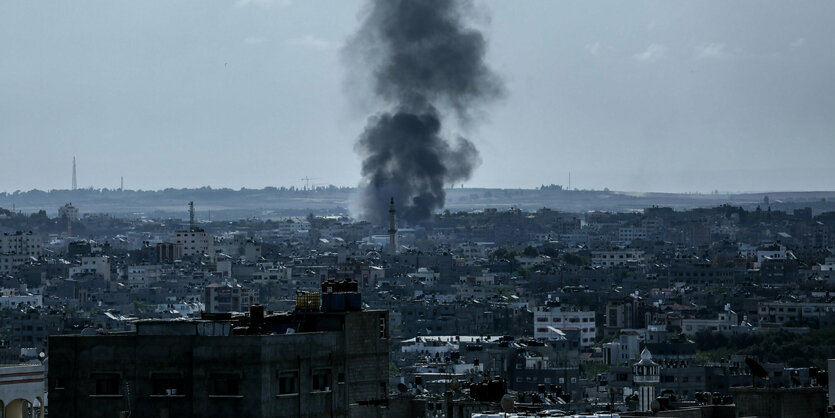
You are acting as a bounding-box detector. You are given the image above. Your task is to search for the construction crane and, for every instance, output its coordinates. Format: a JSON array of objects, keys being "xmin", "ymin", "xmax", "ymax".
[{"xmin": 299, "ymin": 177, "xmax": 321, "ymax": 191}]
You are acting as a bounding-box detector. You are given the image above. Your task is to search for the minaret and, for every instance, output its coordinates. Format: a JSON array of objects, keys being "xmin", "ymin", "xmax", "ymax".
[
  {"xmin": 633, "ymin": 348, "xmax": 660, "ymax": 412},
  {"xmin": 189, "ymin": 201, "xmax": 195, "ymax": 231},
  {"xmin": 388, "ymin": 197, "xmax": 398, "ymax": 256},
  {"xmin": 72, "ymin": 157, "xmax": 77, "ymax": 191}
]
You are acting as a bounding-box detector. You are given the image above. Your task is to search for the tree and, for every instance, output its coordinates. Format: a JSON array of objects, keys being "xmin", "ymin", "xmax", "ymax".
[{"xmin": 522, "ymin": 246, "xmax": 539, "ymax": 257}]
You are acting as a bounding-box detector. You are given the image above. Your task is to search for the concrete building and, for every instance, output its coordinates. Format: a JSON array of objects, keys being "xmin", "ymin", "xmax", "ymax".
[
  {"xmin": 174, "ymin": 229, "xmax": 215, "ymax": 260},
  {"xmin": 0, "ymin": 254, "xmax": 29, "ymax": 275},
  {"xmin": 0, "ymin": 232, "xmax": 42, "ymax": 258},
  {"xmin": 156, "ymin": 242, "xmax": 183, "ymax": 264},
  {"xmin": 602, "ymin": 332, "xmax": 640, "ymax": 366},
  {"xmin": 58, "ymin": 203, "xmax": 79, "ymax": 222},
  {"xmin": 731, "ymin": 386, "xmax": 826, "ymax": 418},
  {"xmin": 681, "ymin": 310, "xmax": 738, "ymax": 336},
  {"xmin": 0, "ymin": 364, "xmax": 46, "ymax": 418},
  {"xmin": 533, "ymin": 301, "xmax": 596, "ymax": 347},
  {"xmin": 758, "ymin": 300, "xmax": 835, "ymax": 327},
  {"xmin": 203, "ymin": 282, "xmax": 258, "ymax": 313},
  {"xmin": 49, "ymin": 302, "xmax": 391, "ymax": 417},
  {"xmin": 126, "ymin": 264, "xmax": 162, "ymax": 287},
  {"xmin": 78, "ymin": 256, "xmax": 111, "ymax": 281},
  {"xmin": 618, "ymin": 227, "xmax": 648, "ymax": 245},
  {"xmin": 591, "ymin": 250, "xmax": 644, "ymax": 267},
  {"xmin": 0, "ymin": 288, "xmax": 43, "ymax": 309}
]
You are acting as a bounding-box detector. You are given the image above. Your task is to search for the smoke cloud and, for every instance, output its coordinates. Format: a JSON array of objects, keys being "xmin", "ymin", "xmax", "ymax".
[{"xmin": 346, "ymin": 0, "xmax": 504, "ymax": 225}]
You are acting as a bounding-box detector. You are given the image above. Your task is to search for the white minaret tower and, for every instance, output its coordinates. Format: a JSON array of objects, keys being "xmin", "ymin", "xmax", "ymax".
[
  {"xmin": 633, "ymin": 348, "xmax": 660, "ymax": 412},
  {"xmin": 388, "ymin": 197, "xmax": 398, "ymax": 255}
]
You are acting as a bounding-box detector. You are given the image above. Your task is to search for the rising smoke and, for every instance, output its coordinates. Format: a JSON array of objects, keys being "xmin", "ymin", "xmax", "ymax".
[{"xmin": 346, "ymin": 0, "xmax": 504, "ymax": 225}]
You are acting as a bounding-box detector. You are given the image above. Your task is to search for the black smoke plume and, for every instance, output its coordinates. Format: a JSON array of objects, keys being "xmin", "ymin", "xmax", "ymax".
[{"xmin": 346, "ymin": 0, "xmax": 504, "ymax": 225}]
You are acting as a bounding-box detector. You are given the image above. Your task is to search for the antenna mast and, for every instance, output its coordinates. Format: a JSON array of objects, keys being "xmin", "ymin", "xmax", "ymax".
[{"xmin": 72, "ymin": 157, "xmax": 77, "ymax": 191}]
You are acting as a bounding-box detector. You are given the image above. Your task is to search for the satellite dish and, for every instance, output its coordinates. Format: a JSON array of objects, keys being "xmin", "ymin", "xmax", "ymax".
[
  {"xmin": 651, "ymin": 399, "xmax": 661, "ymax": 412},
  {"xmin": 500, "ymin": 394, "xmax": 515, "ymax": 413}
]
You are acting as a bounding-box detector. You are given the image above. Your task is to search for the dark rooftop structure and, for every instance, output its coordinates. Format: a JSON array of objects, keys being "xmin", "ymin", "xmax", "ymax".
[{"xmin": 48, "ymin": 282, "xmax": 391, "ymax": 418}]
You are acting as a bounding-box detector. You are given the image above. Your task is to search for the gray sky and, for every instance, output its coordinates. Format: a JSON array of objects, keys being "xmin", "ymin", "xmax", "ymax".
[{"xmin": 1, "ymin": 0, "xmax": 833, "ymax": 193}]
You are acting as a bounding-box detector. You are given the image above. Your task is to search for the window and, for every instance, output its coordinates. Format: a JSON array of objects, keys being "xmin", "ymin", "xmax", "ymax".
[
  {"xmin": 379, "ymin": 316, "xmax": 387, "ymax": 338},
  {"xmin": 277, "ymin": 371, "xmax": 299, "ymax": 395},
  {"xmin": 92, "ymin": 373, "xmax": 120, "ymax": 396},
  {"xmin": 151, "ymin": 373, "xmax": 184, "ymax": 396},
  {"xmin": 312, "ymin": 369, "xmax": 332, "ymax": 392},
  {"xmin": 210, "ymin": 373, "xmax": 242, "ymax": 396}
]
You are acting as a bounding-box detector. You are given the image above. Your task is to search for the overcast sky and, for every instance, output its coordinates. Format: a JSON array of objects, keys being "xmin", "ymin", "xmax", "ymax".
[{"xmin": 1, "ymin": 0, "xmax": 833, "ymax": 193}]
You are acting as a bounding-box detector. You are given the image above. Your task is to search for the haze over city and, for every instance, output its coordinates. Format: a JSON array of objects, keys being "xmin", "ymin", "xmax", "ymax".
[
  {"xmin": 2, "ymin": 0, "xmax": 834, "ymax": 194},
  {"xmin": 4, "ymin": 1, "xmax": 835, "ymax": 417}
]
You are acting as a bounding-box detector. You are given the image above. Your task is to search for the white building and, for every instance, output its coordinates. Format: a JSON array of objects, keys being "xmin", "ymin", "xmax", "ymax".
[
  {"xmin": 591, "ymin": 250, "xmax": 645, "ymax": 267},
  {"xmin": 0, "ymin": 231, "xmax": 42, "ymax": 258},
  {"xmin": 252, "ymin": 266, "xmax": 293, "ymax": 283},
  {"xmin": 78, "ymin": 256, "xmax": 111, "ymax": 281},
  {"xmin": 756, "ymin": 243, "xmax": 791, "ymax": 267},
  {"xmin": 0, "ymin": 288, "xmax": 43, "ymax": 309},
  {"xmin": 682, "ymin": 310, "xmax": 738, "ymax": 336},
  {"xmin": 174, "ymin": 229, "xmax": 215, "ymax": 260},
  {"xmin": 618, "ymin": 227, "xmax": 648, "ymax": 244},
  {"xmin": 126, "ymin": 264, "xmax": 162, "ymax": 287},
  {"xmin": 408, "ymin": 267, "xmax": 439, "ymax": 285},
  {"xmin": 602, "ymin": 332, "xmax": 641, "ymax": 366},
  {"xmin": 58, "ymin": 203, "xmax": 80, "ymax": 221},
  {"xmin": 534, "ymin": 302, "xmax": 596, "ymax": 347}
]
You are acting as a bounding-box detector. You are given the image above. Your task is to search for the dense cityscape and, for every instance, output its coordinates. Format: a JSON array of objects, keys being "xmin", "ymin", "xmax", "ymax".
[
  {"xmin": 1, "ymin": 192, "xmax": 834, "ymax": 416},
  {"xmin": 3, "ymin": 0, "xmax": 834, "ymax": 416}
]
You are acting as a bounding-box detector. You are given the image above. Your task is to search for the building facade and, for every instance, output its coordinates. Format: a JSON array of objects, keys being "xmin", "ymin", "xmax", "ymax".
[{"xmin": 49, "ymin": 306, "xmax": 390, "ymax": 418}]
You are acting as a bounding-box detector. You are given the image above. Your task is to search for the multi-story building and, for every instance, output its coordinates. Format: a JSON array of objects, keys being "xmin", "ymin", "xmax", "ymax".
[
  {"xmin": 156, "ymin": 242, "xmax": 183, "ymax": 264},
  {"xmin": 126, "ymin": 264, "xmax": 162, "ymax": 287},
  {"xmin": 58, "ymin": 203, "xmax": 80, "ymax": 222},
  {"xmin": 78, "ymin": 256, "xmax": 111, "ymax": 281},
  {"xmin": 204, "ymin": 282, "xmax": 258, "ymax": 313},
  {"xmin": 48, "ymin": 303, "xmax": 391, "ymax": 418},
  {"xmin": 757, "ymin": 300, "xmax": 835, "ymax": 327},
  {"xmin": 591, "ymin": 250, "xmax": 644, "ymax": 267},
  {"xmin": 533, "ymin": 301, "xmax": 596, "ymax": 347},
  {"xmin": 0, "ymin": 231, "xmax": 42, "ymax": 257},
  {"xmin": 618, "ymin": 227, "xmax": 648, "ymax": 244},
  {"xmin": 174, "ymin": 229, "xmax": 215, "ymax": 260},
  {"xmin": 681, "ymin": 310, "xmax": 739, "ymax": 336},
  {"xmin": 605, "ymin": 296, "xmax": 649, "ymax": 335},
  {"xmin": 0, "ymin": 254, "xmax": 29, "ymax": 275}
]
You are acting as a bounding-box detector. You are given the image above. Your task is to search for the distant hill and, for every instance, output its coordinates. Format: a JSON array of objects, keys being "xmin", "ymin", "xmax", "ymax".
[{"xmin": 1, "ymin": 187, "xmax": 834, "ymax": 220}]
